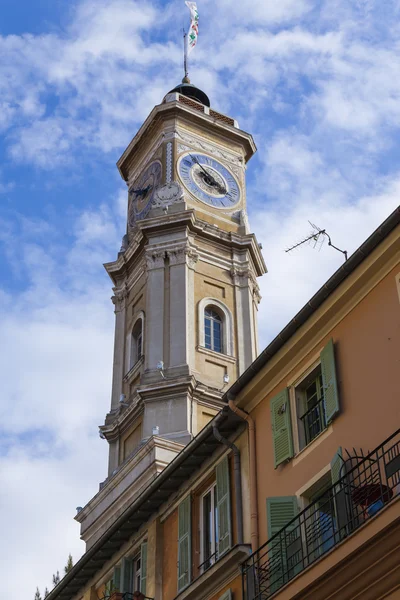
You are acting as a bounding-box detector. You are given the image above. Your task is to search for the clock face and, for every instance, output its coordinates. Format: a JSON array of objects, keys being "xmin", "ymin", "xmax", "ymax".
[
  {"xmin": 128, "ymin": 161, "xmax": 162, "ymax": 225},
  {"xmin": 177, "ymin": 153, "xmax": 241, "ymax": 208}
]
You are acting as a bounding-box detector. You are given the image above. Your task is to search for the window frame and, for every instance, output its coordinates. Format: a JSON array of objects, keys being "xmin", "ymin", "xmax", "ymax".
[
  {"xmin": 131, "ymin": 552, "xmax": 142, "ymax": 593},
  {"xmin": 294, "ymin": 363, "xmax": 327, "ymax": 451},
  {"xmin": 198, "ymin": 298, "xmax": 233, "ymax": 356},
  {"xmin": 204, "ymin": 307, "xmax": 223, "ymax": 353},
  {"xmin": 289, "ymin": 358, "xmax": 327, "ymax": 455},
  {"xmin": 199, "ymin": 483, "xmax": 218, "ymax": 573},
  {"xmin": 126, "ymin": 311, "xmax": 145, "ymax": 373}
]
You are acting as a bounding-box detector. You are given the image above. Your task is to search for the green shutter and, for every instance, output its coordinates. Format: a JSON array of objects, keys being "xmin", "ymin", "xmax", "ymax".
[
  {"xmin": 121, "ymin": 558, "xmax": 133, "ymax": 593},
  {"xmin": 320, "ymin": 339, "xmax": 340, "ymax": 423},
  {"xmin": 178, "ymin": 495, "xmax": 191, "ymax": 591},
  {"xmin": 270, "ymin": 388, "xmax": 293, "ymax": 468},
  {"xmin": 331, "ymin": 447, "xmax": 343, "ymax": 484},
  {"xmin": 331, "ymin": 447, "xmax": 350, "ymax": 540},
  {"xmin": 218, "ymin": 589, "xmax": 232, "ymax": 600},
  {"xmin": 140, "ymin": 541, "xmax": 148, "ymax": 594},
  {"xmin": 267, "ymin": 496, "xmax": 298, "ymax": 538},
  {"xmin": 216, "ymin": 457, "xmax": 232, "ymax": 557},
  {"xmin": 113, "ymin": 566, "xmax": 121, "ymax": 592},
  {"xmin": 267, "ymin": 497, "xmax": 299, "ymax": 592}
]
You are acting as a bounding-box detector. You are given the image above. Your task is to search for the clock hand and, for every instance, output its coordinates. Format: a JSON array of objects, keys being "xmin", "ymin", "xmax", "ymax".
[
  {"xmin": 189, "ymin": 154, "xmax": 214, "ymax": 183},
  {"xmin": 189, "ymin": 154, "xmax": 229, "ymax": 194},
  {"xmin": 129, "ymin": 185, "xmax": 152, "ymax": 197}
]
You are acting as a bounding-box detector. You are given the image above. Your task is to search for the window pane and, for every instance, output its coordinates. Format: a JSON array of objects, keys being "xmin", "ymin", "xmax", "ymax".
[
  {"xmin": 213, "ymin": 321, "xmax": 222, "ymax": 353},
  {"xmin": 203, "ymin": 491, "xmax": 212, "ymax": 569}
]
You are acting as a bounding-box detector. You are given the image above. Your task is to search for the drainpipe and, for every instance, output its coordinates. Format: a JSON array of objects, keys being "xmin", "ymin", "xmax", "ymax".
[
  {"xmin": 227, "ymin": 395, "xmax": 259, "ymax": 553},
  {"xmin": 212, "ymin": 410, "xmax": 243, "ymax": 545}
]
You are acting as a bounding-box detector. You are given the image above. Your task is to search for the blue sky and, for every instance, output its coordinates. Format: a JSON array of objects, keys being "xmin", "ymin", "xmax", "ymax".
[{"xmin": 1, "ymin": 0, "xmax": 399, "ymax": 597}]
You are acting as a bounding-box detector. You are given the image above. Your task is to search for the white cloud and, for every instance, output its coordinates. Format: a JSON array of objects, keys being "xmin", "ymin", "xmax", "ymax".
[
  {"xmin": 2, "ymin": 0, "xmax": 400, "ymax": 598},
  {"xmin": 251, "ymin": 174, "xmax": 400, "ymax": 346},
  {"xmin": 0, "ymin": 191, "xmax": 124, "ymax": 597}
]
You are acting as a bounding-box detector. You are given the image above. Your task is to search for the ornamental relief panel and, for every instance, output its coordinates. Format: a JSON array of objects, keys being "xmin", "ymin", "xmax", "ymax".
[{"xmin": 176, "ymin": 131, "xmax": 244, "ymax": 180}]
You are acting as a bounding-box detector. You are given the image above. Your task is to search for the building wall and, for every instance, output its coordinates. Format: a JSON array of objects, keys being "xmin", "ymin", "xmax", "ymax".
[{"xmin": 246, "ymin": 259, "xmax": 400, "ymax": 545}]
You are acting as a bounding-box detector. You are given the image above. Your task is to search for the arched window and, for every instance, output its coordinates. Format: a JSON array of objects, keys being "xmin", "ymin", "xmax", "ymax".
[
  {"xmin": 198, "ymin": 298, "xmax": 233, "ymax": 356},
  {"xmin": 131, "ymin": 318, "xmax": 143, "ymax": 368},
  {"xmin": 204, "ymin": 308, "xmax": 223, "ymax": 353}
]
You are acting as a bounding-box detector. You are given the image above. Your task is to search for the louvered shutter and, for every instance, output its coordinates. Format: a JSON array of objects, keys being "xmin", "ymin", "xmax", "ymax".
[
  {"xmin": 270, "ymin": 388, "xmax": 293, "ymax": 468},
  {"xmin": 121, "ymin": 558, "xmax": 133, "ymax": 593},
  {"xmin": 320, "ymin": 339, "xmax": 340, "ymax": 423},
  {"xmin": 331, "ymin": 447, "xmax": 350, "ymax": 540},
  {"xmin": 216, "ymin": 457, "xmax": 232, "ymax": 557},
  {"xmin": 113, "ymin": 566, "xmax": 121, "ymax": 592},
  {"xmin": 267, "ymin": 497, "xmax": 300, "ymax": 592},
  {"xmin": 177, "ymin": 495, "xmax": 191, "ymax": 591},
  {"xmin": 331, "ymin": 447, "xmax": 343, "ymax": 484},
  {"xmin": 140, "ymin": 541, "xmax": 147, "ymax": 594}
]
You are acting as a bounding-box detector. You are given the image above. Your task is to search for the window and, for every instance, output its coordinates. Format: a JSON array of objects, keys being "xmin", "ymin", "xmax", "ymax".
[
  {"xmin": 270, "ymin": 339, "xmax": 340, "ymax": 467},
  {"xmin": 198, "ymin": 298, "xmax": 233, "ymax": 356},
  {"xmin": 132, "ymin": 553, "xmax": 142, "ymax": 592},
  {"xmin": 200, "ymin": 484, "xmax": 218, "ymax": 571},
  {"xmin": 204, "ymin": 308, "xmax": 222, "ymax": 353},
  {"xmin": 303, "ymin": 473, "xmax": 335, "ymax": 561},
  {"xmin": 177, "ymin": 458, "xmax": 232, "ymax": 592},
  {"xmin": 130, "ymin": 317, "xmax": 143, "ymax": 368},
  {"xmin": 296, "ymin": 366, "xmax": 326, "ymax": 449},
  {"xmin": 105, "ymin": 542, "xmax": 147, "ymax": 597}
]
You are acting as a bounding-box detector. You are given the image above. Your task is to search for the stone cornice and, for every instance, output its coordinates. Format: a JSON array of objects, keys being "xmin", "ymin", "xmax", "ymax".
[
  {"xmin": 104, "ymin": 210, "xmax": 266, "ymax": 285},
  {"xmin": 75, "ymin": 435, "xmax": 184, "ymax": 525},
  {"xmin": 116, "ymin": 101, "xmax": 256, "ymax": 181},
  {"xmin": 101, "ymin": 394, "xmax": 144, "ymax": 441}
]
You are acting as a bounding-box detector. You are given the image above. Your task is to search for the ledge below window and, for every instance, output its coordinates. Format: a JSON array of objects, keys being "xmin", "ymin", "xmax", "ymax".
[
  {"xmin": 196, "ymin": 345, "xmax": 237, "ymax": 364},
  {"xmin": 174, "ymin": 545, "xmax": 251, "ymax": 600},
  {"xmin": 123, "ymin": 355, "xmax": 144, "ymax": 384}
]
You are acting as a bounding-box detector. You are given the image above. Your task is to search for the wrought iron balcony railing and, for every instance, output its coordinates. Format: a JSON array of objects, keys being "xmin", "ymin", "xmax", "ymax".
[
  {"xmin": 299, "ymin": 397, "xmax": 326, "ymax": 446},
  {"xmin": 102, "ymin": 593, "xmax": 154, "ymax": 600},
  {"xmin": 242, "ymin": 428, "xmax": 400, "ymax": 600}
]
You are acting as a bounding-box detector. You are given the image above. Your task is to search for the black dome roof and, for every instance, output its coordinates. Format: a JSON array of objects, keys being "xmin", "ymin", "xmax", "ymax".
[{"xmin": 169, "ymin": 82, "xmax": 210, "ymax": 107}]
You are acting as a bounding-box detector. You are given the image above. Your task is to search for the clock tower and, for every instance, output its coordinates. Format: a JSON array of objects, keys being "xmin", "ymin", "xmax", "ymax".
[{"xmin": 76, "ymin": 81, "xmax": 266, "ymax": 548}]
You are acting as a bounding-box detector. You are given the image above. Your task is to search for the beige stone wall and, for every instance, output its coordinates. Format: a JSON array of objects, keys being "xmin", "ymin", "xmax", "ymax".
[
  {"xmin": 119, "ymin": 419, "xmax": 142, "ymax": 463},
  {"xmin": 197, "ymin": 405, "xmax": 218, "ymax": 430}
]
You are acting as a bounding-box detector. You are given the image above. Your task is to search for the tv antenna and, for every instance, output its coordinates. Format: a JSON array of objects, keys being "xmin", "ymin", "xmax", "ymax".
[{"xmin": 286, "ymin": 221, "xmax": 348, "ymax": 261}]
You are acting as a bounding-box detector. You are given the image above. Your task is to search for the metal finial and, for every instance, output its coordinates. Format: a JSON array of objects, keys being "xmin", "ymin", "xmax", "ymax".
[{"xmin": 182, "ymin": 75, "xmax": 191, "ymax": 84}]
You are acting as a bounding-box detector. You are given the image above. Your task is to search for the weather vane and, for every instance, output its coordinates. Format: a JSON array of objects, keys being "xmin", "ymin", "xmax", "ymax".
[
  {"xmin": 183, "ymin": 2, "xmax": 199, "ymax": 83},
  {"xmin": 286, "ymin": 221, "xmax": 348, "ymax": 261}
]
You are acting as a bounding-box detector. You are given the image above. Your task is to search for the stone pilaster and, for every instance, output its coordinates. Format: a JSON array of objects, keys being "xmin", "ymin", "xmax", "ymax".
[
  {"xmin": 145, "ymin": 249, "xmax": 166, "ymax": 371},
  {"xmin": 167, "ymin": 243, "xmax": 199, "ymax": 371},
  {"xmin": 110, "ymin": 286, "xmax": 128, "ymax": 412},
  {"xmin": 230, "ymin": 267, "xmax": 258, "ymax": 373}
]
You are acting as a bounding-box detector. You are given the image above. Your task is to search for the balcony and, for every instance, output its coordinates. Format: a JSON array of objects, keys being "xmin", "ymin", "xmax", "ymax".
[{"xmin": 242, "ymin": 428, "xmax": 400, "ymax": 600}]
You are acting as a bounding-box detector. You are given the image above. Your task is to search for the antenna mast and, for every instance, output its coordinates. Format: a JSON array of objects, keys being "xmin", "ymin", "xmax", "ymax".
[{"xmin": 286, "ymin": 221, "xmax": 348, "ymax": 261}]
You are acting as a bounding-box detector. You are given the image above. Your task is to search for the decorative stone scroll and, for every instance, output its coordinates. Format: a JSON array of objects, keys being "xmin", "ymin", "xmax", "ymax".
[
  {"xmin": 152, "ymin": 182, "xmax": 184, "ymax": 209},
  {"xmin": 111, "ymin": 285, "xmax": 129, "ymax": 312},
  {"xmin": 167, "ymin": 242, "xmax": 199, "ymax": 268},
  {"xmin": 145, "ymin": 249, "xmax": 165, "ymax": 271}
]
